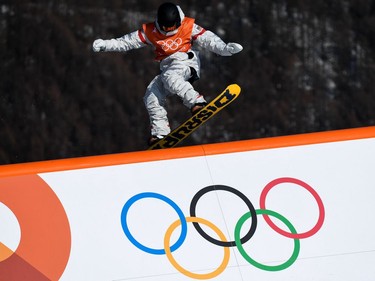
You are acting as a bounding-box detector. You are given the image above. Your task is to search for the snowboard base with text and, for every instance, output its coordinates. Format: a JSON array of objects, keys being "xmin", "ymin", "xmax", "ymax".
[{"xmin": 148, "ymin": 84, "xmax": 241, "ymax": 150}]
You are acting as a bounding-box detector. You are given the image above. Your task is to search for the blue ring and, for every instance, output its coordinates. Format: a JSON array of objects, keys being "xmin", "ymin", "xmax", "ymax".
[{"xmin": 121, "ymin": 192, "xmax": 188, "ymax": 255}]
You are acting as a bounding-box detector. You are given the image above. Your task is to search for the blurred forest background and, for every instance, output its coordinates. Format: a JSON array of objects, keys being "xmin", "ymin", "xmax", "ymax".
[{"xmin": 1, "ymin": 0, "xmax": 374, "ymax": 164}]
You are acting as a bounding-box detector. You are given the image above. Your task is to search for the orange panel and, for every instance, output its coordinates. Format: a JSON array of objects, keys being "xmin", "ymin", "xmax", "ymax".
[{"xmin": 0, "ymin": 126, "xmax": 374, "ymax": 178}]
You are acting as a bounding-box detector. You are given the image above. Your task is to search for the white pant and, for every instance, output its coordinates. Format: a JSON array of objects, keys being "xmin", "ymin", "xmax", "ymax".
[{"xmin": 143, "ymin": 51, "xmax": 206, "ymax": 137}]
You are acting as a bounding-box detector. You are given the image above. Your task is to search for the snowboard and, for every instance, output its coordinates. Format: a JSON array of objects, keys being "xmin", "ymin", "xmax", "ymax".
[{"xmin": 148, "ymin": 84, "xmax": 241, "ymax": 150}]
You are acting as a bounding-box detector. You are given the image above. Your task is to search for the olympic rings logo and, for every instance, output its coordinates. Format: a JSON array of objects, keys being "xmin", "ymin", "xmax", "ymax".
[
  {"xmin": 157, "ymin": 38, "xmax": 183, "ymax": 51},
  {"xmin": 120, "ymin": 177, "xmax": 325, "ymax": 279}
]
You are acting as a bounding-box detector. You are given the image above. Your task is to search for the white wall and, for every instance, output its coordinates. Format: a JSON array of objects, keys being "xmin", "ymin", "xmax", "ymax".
[{"xmin": 1, "ymin": 131, "xmax": 375, "ymax": 280}]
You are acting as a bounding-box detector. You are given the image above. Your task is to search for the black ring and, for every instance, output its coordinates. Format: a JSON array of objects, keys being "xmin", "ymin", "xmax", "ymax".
[{"xmin": 190, "ymin": 185, "xmax": 257, "ymax": 247}]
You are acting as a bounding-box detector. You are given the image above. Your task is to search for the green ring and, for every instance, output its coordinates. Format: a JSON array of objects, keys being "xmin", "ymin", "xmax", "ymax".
[{"xmin": 235, "ymin": 209, "xmax": 300, "ymax": 271}]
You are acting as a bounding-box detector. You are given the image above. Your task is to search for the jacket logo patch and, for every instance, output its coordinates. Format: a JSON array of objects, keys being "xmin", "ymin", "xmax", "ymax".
[{"xmin": 157, "ymin": 38, "xmax": 183, "ymax": 51}]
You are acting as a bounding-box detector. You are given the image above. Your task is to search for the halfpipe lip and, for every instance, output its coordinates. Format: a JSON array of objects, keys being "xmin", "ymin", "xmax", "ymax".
[{"xmin": 1, "ymin": 126, "xmax": 374, "ymax": 178}]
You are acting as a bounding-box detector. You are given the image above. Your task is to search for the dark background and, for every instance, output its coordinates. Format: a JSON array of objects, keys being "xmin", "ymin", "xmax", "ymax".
[{"xmin": 1, "ymin": 0, "xmax": 374, "ymax": 164}]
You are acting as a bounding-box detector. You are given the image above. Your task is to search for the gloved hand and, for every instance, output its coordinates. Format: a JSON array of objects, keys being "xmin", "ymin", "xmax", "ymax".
[
  {"xmin": 93, "ymin": 39, "xmax": 106, "ymax": 52},
  {"xmin": 224, "ymin": 43, "xmax": 243, "ymax": 55}
]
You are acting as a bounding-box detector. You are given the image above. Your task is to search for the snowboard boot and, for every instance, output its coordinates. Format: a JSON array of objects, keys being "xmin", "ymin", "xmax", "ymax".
[{"xmin": 148, "ymin": 135, "xmax": 164, "ymax": 146}]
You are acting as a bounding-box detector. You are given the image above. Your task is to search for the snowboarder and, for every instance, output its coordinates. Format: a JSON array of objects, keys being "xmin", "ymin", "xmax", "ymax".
[{"xmin": 93, "ymin": 2, "xmax": 243, "ymax": 145}]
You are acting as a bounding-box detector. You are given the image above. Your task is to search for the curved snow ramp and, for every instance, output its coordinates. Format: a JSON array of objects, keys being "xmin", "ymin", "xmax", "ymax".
[{"xmin": 1, "ymin": 126, "xmax": 375, "ymax": 281}]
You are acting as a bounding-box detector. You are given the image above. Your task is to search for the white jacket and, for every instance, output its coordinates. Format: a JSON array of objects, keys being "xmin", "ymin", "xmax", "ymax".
[{"xmin": 93, "ymin": 6, "xmax": 242, "ymax": 58}]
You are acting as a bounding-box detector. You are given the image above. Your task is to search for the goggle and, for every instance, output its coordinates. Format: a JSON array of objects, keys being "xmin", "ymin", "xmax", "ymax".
[{"xmin": 162, "ymin": 24, "xmax": 177, "ymax": 32}]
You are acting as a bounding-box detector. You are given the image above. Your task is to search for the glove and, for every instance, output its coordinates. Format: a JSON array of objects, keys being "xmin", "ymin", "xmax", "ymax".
[
  {"xmin": 93, "ymin": 39, "xmax": 106, "ymax": 52},
  {"xmin": 224, "ymin": 43, "xmax": 243, "ymax": 55}
]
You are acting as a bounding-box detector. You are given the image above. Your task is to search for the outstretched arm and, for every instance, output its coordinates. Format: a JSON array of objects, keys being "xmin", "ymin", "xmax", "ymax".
[
  {"xmin": 93, "ymin": 30, "xmax": 147, "ymax": 52},
  {"xmin": 192, "ymin": 25, "xmax": 243, "ymax": 56}
]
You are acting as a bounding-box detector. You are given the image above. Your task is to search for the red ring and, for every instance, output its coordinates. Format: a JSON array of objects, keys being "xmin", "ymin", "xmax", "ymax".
[{"xmin": 259, "ymin": 177, "xmax": 325, "ymax": 239}]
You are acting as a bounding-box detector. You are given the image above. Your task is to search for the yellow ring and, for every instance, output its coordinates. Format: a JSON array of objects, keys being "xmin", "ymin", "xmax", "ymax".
[{"xmin": 164, "ymin": 216, "xmax": 230, "ymax": 279}]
